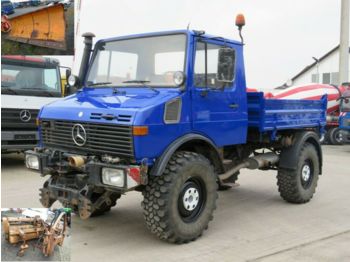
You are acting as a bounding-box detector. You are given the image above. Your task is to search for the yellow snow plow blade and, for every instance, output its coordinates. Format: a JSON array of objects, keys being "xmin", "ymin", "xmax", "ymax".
[{"xmin": 6, "ymin": 4, "xmax": 66, "ymax": 50}]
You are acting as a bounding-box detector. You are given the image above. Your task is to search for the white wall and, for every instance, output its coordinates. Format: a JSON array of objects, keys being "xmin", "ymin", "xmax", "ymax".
[{"xmin": 292, "ymin": 50, "xmax": 350, "ymax": 86}]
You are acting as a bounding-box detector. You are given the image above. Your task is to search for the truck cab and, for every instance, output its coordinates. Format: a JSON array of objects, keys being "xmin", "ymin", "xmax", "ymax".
[
  {"xmin": 25, "ymin": 27, "xmax": 326, "ymax": 243},
  {"xmin": 339, "ymin": 89, "xmax": 350, "ymax": 142},
  {"xmin": 1, "ymin": 55, "xmax": 69, "ymax": 153}
]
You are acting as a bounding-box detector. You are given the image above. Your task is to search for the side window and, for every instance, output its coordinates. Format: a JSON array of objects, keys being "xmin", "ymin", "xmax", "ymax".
[
  {"xmin": 1, "ymin": 68, "xmax": 19, "ymax": 86},
  {"xmin": 44, "ymin": 69, "xmax": 59, "ymax": 90},
  {"xmin": 194, "ymin": 41, "xmax": 235, "ymax": 88}
]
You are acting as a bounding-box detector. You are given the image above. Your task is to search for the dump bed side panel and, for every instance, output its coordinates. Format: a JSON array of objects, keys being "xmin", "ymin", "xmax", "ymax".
[{"xmin": 247, "ymin": 92, "xmax": 327, "ymax": 134}]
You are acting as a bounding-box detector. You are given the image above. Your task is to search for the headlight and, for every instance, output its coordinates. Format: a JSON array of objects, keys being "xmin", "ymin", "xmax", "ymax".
[
  {"xmin": 25, "ymin": 154, "xmax": 39, "ymax": 170},
  {"xmin": 102, "ymin": 168, "xmax": 125, "ymax": 187}
]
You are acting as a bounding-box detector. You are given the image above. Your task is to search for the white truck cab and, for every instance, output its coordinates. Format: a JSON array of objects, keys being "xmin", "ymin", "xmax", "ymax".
[{"xmin": 1, "ymin": 55, "xmax": 69, "ymax": 153}]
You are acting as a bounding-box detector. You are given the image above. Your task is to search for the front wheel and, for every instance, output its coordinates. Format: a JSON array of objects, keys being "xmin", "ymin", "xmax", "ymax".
[
  {"xmin": 277, "ymin": 143, "xmax": 319, "ymax": 203},
  {"xmin": 142, "ymin": 151, "xmax": 218, "ymax": 243}
]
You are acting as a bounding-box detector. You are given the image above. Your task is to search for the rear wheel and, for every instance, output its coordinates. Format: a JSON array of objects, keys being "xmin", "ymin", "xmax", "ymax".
[
  {"xmin": 277, "ymin": 143, "xmax": 319, "ymax": 203},
  {"xmin": 329, "ymin": 127, "xmax": 343, "ymax": 145},
  {"xmin": 142, "ymin": 151, "xmax": 218, "ymax": 243}
]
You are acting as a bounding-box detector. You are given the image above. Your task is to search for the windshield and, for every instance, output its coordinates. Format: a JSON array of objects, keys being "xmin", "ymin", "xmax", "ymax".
[
  {"xmin": 86, "ymin": 34, "xmax": 186, "ymax": 87},
  {"xmin": 1, "ymin": 63, "xmax": 61, "ymax": 97}
]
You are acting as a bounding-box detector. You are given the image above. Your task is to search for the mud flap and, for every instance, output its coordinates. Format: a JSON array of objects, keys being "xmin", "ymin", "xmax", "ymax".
[{"xmin": 4, "ymin": 4, "xmax": 66, "ymax": 50}]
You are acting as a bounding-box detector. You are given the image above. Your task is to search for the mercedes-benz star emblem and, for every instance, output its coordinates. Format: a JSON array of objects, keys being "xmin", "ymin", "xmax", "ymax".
[
  {"xmin": 72, "ymin": 124, "xmax": 87, "ymax": 146},
  {"xmin": 19, "ymin": 110, "xmax": 31, "ymax": 122}
]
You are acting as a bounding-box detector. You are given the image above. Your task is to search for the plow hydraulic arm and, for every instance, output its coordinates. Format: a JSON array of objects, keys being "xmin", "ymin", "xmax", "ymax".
[{"xmin": 41, "ymin": 208, "xmax": 69, "ymax": 256}]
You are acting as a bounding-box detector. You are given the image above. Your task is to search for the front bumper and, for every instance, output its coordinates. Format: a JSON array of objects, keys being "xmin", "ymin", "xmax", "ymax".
[
  {"xmin": 25, "ymin": 149, "xmax": 147, "ymax": 192},
  {"xmin": 1, "ymin": 131, "xmax": 38, "ymax": 151}
]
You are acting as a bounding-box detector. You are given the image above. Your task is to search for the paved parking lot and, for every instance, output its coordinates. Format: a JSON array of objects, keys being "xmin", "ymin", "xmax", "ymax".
[{"xmin": 1, "ymin": 145, "xmax": 350, "ymax": 262}]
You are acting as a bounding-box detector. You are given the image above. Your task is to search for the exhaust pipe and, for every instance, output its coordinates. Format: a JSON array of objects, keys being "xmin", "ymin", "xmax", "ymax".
[
  {"xmin": 246, "ymin": 152, "xmax": 279, "ymax": 170},
  {"xmin": 68, "ymin": 155, "xmax": 86, "ymax": 168},
  {"xmin": 78, "ymin": 32, "xmax": 95, "ymax": 84},
  {"xmin": 219, "ymin": 152, "xmax": 279, "ymax": 181}
]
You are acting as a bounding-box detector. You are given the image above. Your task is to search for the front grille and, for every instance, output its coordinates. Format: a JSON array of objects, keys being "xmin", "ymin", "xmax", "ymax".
[
  {"xmin": 41, "ymin": 120, "xmax": 134, "ymax": 158},
  {"xmin": 1, "ymin": 108, "xmax": 39, "ymax": 130}
]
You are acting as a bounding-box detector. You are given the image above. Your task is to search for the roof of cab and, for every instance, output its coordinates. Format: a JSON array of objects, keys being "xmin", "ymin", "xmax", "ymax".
[
  {"xmin": 1, "ymin": 55, "xmax": 60, "ymax": 65},
  {"xmin": 99, "ymin": 29, "xmax": 243, "ymax": 46}
]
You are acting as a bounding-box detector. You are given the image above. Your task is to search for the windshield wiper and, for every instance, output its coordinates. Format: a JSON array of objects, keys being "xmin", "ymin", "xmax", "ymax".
[
  {"xmin": 87, "ymin": 82, "xmax": 113, "ymax": 87},
  {"xmin": 1, "ymin": 87, "xmax": 18, "ymax": 95},
  {"xmin": 123, "ymin": 80, "xmax": 150, "ymax": 84},
  {"xmin": 122, "ymin": 80, "xmax": 159, "ymax": 93}
]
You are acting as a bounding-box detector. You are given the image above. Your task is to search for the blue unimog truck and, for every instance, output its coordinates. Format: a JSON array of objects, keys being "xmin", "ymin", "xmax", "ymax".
[{"xmin": 25, "ymin": 16, "xmax": 327, "ymax": 243}]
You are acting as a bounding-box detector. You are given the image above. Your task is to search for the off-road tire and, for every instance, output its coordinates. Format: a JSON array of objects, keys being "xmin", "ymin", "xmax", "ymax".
[
  {"xmin": 277, "ymin": 142, "xmax": 319, "ymax": 203},
  {"xmin": 142, "ymin": 151, "xmax": 218, "ymax": 243}
]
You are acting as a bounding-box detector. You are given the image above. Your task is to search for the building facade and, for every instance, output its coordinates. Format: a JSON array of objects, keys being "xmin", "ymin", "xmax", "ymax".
[{"xmin": 280, "ymin": 46, "xmax": 350, "ymax": 88}]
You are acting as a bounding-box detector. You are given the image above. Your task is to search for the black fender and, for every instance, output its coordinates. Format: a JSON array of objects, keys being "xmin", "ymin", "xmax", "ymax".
[
  {"xmin": 150, "ymin": 133, "xmax": 224, "ymax": 176},
  {"xmin": 279, "ymin": 131, "xmax": 323, "ymax": 174}
]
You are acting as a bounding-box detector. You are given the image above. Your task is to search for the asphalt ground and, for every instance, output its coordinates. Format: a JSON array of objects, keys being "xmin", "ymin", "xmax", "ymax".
[
  {"xmin": 1, "ymin": 145, "xmax": 350, "ymax": 262},
  {"xmin": 1, "ymin": 4, "xmax": 74, "ymax": 55}
]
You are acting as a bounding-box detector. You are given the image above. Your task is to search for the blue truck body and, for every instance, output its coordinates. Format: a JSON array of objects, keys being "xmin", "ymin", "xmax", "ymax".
[
  {"xmin": 247, "ymin": 92, "xmax": 326, "ymax": 135},
  {"xmin": 339, "ymin": 112, "xmax": 350, "ymax": 142},
  {"xmin": 38, "ymin": 30, "xmax": 326, "ymax": 164},
  {"xmin": 339, "ymin": 112, "xmax": 350, "ymax": 130},
  {"xmin": 26, "ymin": 28, "xmax": 327, "ymax": 242},
  {"xmin": 337, "ymin": 91, "xmax": 350, "ymax": 143}
]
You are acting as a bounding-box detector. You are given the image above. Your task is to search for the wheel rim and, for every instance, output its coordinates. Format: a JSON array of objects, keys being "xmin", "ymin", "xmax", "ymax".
[
  {"xmin": 335, "ymin": 131, "xmax": 343, "ymax": 143},
  {"xmin": 178, "ymin": 177, "xmax": 206, "ymax": 223},
  {"xmin": 300, "ymin": 160, "xmax": 314, "ymax": 189},
  {"xmin": 182, "ymin": 187, "xmax": 200, "ymax": 211}
]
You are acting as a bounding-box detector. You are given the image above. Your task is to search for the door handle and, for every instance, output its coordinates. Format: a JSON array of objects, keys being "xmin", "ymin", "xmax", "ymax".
[{"xmin": 229, "ymin": 103, "xmax": 239, "ymax": 108}]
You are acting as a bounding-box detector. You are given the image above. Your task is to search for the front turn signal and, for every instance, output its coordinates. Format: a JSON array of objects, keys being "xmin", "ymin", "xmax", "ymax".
[{"xmin": 133, "ymin": 126, "xmax": 149, "ymax": 136}]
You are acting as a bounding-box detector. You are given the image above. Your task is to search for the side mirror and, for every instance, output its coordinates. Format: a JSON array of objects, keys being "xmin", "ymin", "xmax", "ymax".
[
  {"xmin": 65, "ymin": 68, "xmax": 71, "ymax": 80},
  {"xmin": 217, "ymin": 47, "xmax": 235, "ymax": 83},
  {"xmin": 173, "ymin": 71, "xmax": 186, "ymax": 87}
]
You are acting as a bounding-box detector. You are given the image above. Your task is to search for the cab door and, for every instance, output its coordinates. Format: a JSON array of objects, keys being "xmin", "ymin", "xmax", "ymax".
[{"xmin": 190, "ymin": 38, "xmax": 247, "ymax": 146}]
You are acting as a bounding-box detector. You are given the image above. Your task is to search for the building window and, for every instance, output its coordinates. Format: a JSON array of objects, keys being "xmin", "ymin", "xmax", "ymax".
[
  {"xmin": 331, "ymin": 72, "xmax": 339, "ymax": 85},
  {"xmin": 322, "ymin": 73, "xmax": 331, "ymax": 84},
  {"xmin": 311, "ymin": 74, "xmax": 319, "ymax": 83}
]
